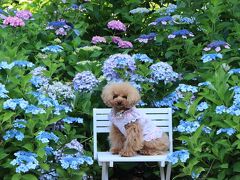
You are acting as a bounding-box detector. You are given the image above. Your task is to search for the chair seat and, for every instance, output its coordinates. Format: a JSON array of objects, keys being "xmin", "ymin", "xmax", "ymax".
[{"xmin": 97, "ymin": 151, "xmax": 169, "ymax": 164}]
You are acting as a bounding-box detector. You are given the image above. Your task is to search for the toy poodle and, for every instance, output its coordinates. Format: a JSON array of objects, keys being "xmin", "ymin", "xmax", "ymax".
[{"xmin": 101, "ymin": 82, "xmax": 169, "ymax": 157}]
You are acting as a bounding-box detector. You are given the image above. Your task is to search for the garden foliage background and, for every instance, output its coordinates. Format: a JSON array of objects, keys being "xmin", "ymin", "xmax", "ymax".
[{"xmin": 0, "ymin": 0, "xmax": 240, "ymax": 179}]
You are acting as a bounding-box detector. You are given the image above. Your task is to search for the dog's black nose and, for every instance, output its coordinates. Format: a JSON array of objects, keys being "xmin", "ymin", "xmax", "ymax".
[{"xmin": 117, "ymin": 101, "xmax": 122, "ymax": 105}]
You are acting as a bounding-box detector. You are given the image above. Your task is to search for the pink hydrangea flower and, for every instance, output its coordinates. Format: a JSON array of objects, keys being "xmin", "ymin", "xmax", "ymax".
[
  {"xmin": 118, "ymin": 40, "xmax": 133, "ymax": 48},
  {"xmin": 107, "ymin": 20, "xmax": 126, "ymax": 31},
  {"xmin": 3, "ymin": 16, "xmax": 25, "ymax": 27},
  {"xmin": 16, "ymin": 10, "xmax": 32, "ymax": 20},
  {"xmin": 91, "ymin": 36, "xmax": 106, "ymax": 44}
]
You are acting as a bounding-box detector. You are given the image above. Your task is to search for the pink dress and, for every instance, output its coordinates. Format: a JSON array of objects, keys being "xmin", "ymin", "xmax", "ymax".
[{"xmin": 109, "ymin": 107, "xmax": 163, "ymax": 141}]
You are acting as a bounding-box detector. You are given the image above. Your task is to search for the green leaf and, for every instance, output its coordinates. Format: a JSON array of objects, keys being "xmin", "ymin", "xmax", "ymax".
[
  {"xmin": 22, "ymin": 174, "xmax": 38, "ymax": 180},
  {"xmin": 23, "ymin": 143, "xmax": 34, "ymax": 152},
  {"xmin": 233, "ymin": 162, "xmax": 240, "ymax": 172},
  {"xmin": 11, "ymin": 174, "xmax": 21, "ymax": 180},
  {"xmin": 2, "ymin": 112, "xmax": 16, "ymax": 123}
]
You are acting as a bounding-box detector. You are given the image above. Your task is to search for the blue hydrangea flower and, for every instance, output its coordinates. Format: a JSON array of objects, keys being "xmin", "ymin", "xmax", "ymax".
[
  {"xmin": 228, "ymin": 68, "xmax": 240, "ymax": 75},
  {"xmin": 39, "ymin": 170, "xmax": 58, "ymax": 180},
  {"xmin": 191, "ymin": 171, "xmax": 200, "ymax": 179},
  {"xmin": 30, "ymin": 75, "xmax": 49, "ymax": 88},
  {"xmin": 172, "ymin": 15, "xmax": 195, "ymax": 24},
  {"xmin": 201, "ymin": 53, "xmax": 223, "ymax": 63},
  {"xmin": 3, "ymin": 129, "xmax": 24, "ymax": 141},
  {"xmin": 73, "ymin": 71, "xmax": 98, "ymax": 92},
  {"xmin": 60, "ymin": 155, "xmax": 93, "ymax": 169},
  {"xmin": 135, "ymin": 32, "xmax": 157, "ymax": 43},
  {"xmin": 150, "ymin": 62, "xmax": 179, "ymax": 84},
  {"xmin": 149, "ymin": 16, "xmax": 173, "ymax": 26},
  {"xmin": 197, "ymin": 102, "xmax": 209, "ymax": 111},
  {"xmin": 13, "ymin": 119, "xmax": 27, "ymax": 129},
  {"xmin": 132, "ymin": 53, "xmax": 153, "ymax": 63},
  {"xmin": 102, "ymin": 54, "xmax": 136, "ymax": 82},
  {"xmin": 38, "ymin": 81, "xmax": 75, "ymax": 100},
  {"xmin": 63, "ymin": 117, "xmax": 83, "ymax": 124},
  {"xmin": 41, "ymin": 45, "xmax": 63, "ymax": 53},
  {"xmin": 130, "ymin": 7, "xmax": 150, "ymax": 14},
  {"xmin": 36, "ymin": 131, "xmax": 59, "ymax": 143},
  {"xmin": 25, "ymin": 105, "xmax": 46, "ymax": 114},
  {"xmin": 14, "ymin": 60, "xmax": 34, "ymax": 68},
  {"xmin": 175, "ymin": 120, "xmax": 200, "ymax": 134},
  {"xmin": 166, "ymin": 150, "xmax": 189, "ymax": 165},
  {"xmin": 198, "ymin": 81, "xmax": 212, "ymax": 87},
  {"xmin": 215, "ymin": 105, "xmax": 227, "ymax": 114},
  {"xmin": 155, "ymin": 4, "xmax": 177, "ymax": 15},
  {"xmin": 47, "ymin": 21, "xmax": 68, "ymax": 28},
  {"xmin": 45, "ymin": 146, "xmax": 54, "ymax": 155},
  {"xmin": 204, "ymin": 40, "xmax": 230, "ymax": 52},
  {"xmin": 0, "ymin": 61, "xmax": 14, "ymax": 69},
  {"xmin": 202, "ymin": 126, "xmax": 212, "ymax": 134},
  {"xmin": 176, "ymin": 84, "xmax": 198, "ymax": 93},
  {"xmin": 3, "ymin": 98, "xmax": 29, "ymax": 110},
  {"xmin": 0, "ymin": 83, "xmax": 9, "ymax": 98},
  {"xmin": 54, "ymin": 104, "xmax": 72, "ymax": 115},
  {"xmin": 216, "ymin": 128, "xmax": 236, "ymax": 136},
  {"xmin": 10, "ymin": 151, "xmax": 38, "ymax": 173},
  {"xmin": 31, "ymin": 66, "xmax": 47, "ymax": 76},
  {"xmin": 154, "ymin": 91, "xmax": 182, "ymax": 111},
  {"xmin": 168, "ymin": 29, "xmax": 194, "ymax": 39}
]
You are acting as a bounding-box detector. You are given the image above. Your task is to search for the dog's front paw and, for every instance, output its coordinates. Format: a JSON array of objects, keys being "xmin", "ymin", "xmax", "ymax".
[
  {"xmin": 110, "ymin": 147, "xmax": 121, "ymax": 154},
  {"xmin": 119, "ymin": 149, "xmax": 136, "ymax": 157}
]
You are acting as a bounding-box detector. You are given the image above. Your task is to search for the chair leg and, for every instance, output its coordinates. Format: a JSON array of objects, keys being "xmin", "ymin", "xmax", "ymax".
[
  {"xmin": 166, "ymin": 163, "xmax": 171, "ymax": 180},
  {"xmin": 160, "ymin": 166, "xmax": 165, "ymax": 180},
  {"xmin": 102, "ymin": 162, "xmax": 109, "ymax": 180}
]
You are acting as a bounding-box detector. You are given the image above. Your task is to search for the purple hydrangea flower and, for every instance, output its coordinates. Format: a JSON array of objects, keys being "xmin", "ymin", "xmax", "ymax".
[
  {"xmin": 91, "ymin": 36, "xmax": 106, "ymax": 44},
  {"xmin": 150, "ymin": 62, "xmax": 179, "ymax": 84},
  {"xmin": 15, "ymin": 10, "xmax": 32, "ymax": 20},
  {"xmin": 102, "ymin": 54, "xmax": 136, "ymax": 81},
  {"xmin": 136, "ymin": 32, "xmax": 157, "ymax": 43},
  {"xmin": 168, "ymin": 29, "xmax": 194, "ymax": 39},
  {"xmin": 73, "ymin": 71, "xmax": 98, "ymax": 92},
  {"xmin": 118, "ymin": 40, "xmax": 133, "ymax": 48},
  {"xmin": 46, "ymin": 20, "xmax": 72, "ymax": 36},
  {"xmin": 112, "ymin": 36, "xmax": 122, "ymax": 44},
  {"xmin": 203, "ymin": 40, "xmax": 230, "ymax": 52},
  {"xmin": 107, "ymin": 20, "xmax": 126, "ymax": 31}
]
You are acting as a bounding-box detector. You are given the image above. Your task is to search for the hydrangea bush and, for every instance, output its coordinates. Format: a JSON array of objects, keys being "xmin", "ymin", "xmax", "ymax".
[{"xmin": 0, "ymin": 0, "xmax": 240, "ymax": 179}]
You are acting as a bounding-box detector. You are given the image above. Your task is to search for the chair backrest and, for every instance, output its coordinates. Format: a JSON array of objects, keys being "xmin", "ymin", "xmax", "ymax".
[{"xmin": 93, "ymin": 108, "xmax": 173, "ymax": 160}]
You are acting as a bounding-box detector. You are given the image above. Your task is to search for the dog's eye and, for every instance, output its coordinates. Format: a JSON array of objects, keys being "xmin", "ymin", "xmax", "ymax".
[
  {"xmin": 113, "ymin": 95, "xmax": 118, "ymax": 99},
  {"xmin": 122, "ymin": 96, "xmax": 127, "ymax": 99}
]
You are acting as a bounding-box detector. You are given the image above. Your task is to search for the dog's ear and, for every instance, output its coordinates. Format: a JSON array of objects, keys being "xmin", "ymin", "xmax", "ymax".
[
  {"xmin": 101, "ymin": 84, "xmax": 113, "ymax": 107},
  {"xmin": 127, "ymin": 84, "xmax": 141, "ymax": 107}
]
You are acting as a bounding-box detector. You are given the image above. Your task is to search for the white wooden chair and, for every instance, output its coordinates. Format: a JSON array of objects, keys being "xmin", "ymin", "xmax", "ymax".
[{"xmin": 93, "ymin": 108, "xmax": 173, "ymax": 180}]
